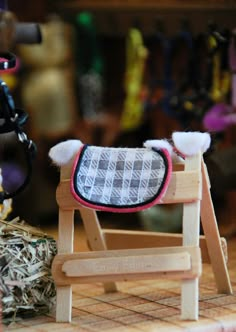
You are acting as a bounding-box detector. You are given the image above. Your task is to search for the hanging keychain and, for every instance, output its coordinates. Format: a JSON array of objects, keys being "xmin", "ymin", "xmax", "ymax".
[
  {"xmin": 0, "ymin": 6, "xmax": 41, "ymax": 203},
  {"xmin": 146, "ymin": 19, "xmax": 198, "ymax": 127},
  {"xmin": 0, "ymin": 79, "xmax": 37, "ymax": 203}
]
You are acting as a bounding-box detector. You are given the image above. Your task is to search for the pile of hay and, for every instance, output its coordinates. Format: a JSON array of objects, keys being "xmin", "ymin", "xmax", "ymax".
[{"xmin": 0, "ymin": 217, "xmax": 57, "ymax": 322}]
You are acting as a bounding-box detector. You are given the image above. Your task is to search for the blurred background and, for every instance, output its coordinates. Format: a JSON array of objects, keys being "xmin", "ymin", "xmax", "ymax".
[{"xmin": 1, "ymin": 0, "xmax": 236, "ymax": 238}]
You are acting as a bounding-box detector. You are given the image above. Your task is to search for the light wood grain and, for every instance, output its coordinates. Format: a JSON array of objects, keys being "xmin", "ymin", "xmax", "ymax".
[
  {"xmin": 56, "ymin": 170, "xmax": 201, "ymax": 209},
  {"xmin": 102, "ymin": 229, "xmax": 228, "ymax": 264},
  {"xmin": 200, "ymin": 160, "xmax": 232, "ymax": 294},
  {"xmin": 181, "ymin": 153, "xmax": 201, "ymax": 320},
  {"xmin": 56, "ymin": 209, "xmax": 74, "ymax": 322},
  {"xmin": 62, "ymin": 253, "xmax": 191, "ymax": 277},
  {"xmin": 79, "ymin": 207, "xmax": 117, "ymax": 292},
  {"xmin": 52, "ymin": 246, "xmax": 201, "ymax": 285}
]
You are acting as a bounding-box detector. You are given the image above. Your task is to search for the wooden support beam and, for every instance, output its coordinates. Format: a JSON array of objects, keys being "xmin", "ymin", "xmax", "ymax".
[
  {"xmin": 63, "ymin": 252, "xmax": 191, "ymax": 277},
  {"xmin": 52, "ymin": 246, "xmax": 201, "ymax": 285},
  {"xmin": 103, "ymin": 229, "xmax": 228, "ymax": 264},
  {"xmin": 200, "ymin": 160, "xmax": 233, "ymax": 294},
  {"xmin": 56, "ymin": 170, "xmax": 201, "ymax": 209}
]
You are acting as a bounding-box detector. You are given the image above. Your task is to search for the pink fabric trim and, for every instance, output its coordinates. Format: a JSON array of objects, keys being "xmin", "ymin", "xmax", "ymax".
[
  {"xmin": 173, "ymin": 146, "xmax": 186, "ymax": 159},
  {"xmin": 70, "ymin": 147, "xmax": 172, "ymax": 213}
]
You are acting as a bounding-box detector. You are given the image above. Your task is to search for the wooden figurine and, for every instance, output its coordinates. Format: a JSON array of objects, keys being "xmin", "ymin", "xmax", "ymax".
[{"xmin": 49, "ymin": 131, "xmax": 232, "ymax": 322}]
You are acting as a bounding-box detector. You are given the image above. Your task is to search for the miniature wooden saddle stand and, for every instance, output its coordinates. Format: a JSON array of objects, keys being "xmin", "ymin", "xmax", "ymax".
[{"xmin": 49, "ymin": 132, "xmax": 232, "ymax": 322}]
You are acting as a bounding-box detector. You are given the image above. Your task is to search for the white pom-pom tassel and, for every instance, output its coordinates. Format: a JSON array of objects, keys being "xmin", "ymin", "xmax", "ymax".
[
  {"xmin": 172, "ymin": 132, "xmax": 211, "ymax": 157},
  {"xmin": 49, "ymin": 140, "xmax": 83, "ymax": 166}
]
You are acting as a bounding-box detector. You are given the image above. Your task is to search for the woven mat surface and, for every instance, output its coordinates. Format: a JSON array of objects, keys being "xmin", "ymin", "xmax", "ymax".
[{"xmin": 3, "ymin": 230, "xmax": 236, "ymax": 332}]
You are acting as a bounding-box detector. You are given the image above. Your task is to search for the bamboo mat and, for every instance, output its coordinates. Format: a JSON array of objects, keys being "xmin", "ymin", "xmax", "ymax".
[{"xmin": 3, "ymin": 225, "xmax": 236, "ymax": 332}]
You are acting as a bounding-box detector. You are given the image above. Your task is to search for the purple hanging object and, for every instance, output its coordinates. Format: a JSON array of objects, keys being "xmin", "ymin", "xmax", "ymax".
[{"xmin": 203, "ymin": 103, "xmax": 236, "ymax": 132}]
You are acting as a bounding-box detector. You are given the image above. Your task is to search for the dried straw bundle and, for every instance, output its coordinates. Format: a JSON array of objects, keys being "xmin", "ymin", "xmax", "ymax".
[{"xmin": 0, "ymin": 217, "xmax": 57, "ymax": 321}]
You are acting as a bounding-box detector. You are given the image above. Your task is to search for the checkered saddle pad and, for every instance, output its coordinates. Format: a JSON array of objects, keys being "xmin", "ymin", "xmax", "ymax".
[{"xmin": 71, "ymin": 144, "xmax": 172, "ymax": 212}]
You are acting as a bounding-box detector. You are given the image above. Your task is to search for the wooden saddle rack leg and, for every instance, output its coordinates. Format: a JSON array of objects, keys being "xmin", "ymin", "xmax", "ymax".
[{"xmin": 51, "ymin": 147, "xmax": 232, "ymax": 323}]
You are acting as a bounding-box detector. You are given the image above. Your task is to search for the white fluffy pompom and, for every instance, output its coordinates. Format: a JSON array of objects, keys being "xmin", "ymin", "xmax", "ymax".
[
  {"xmin": 49, "ymin": 140, "xmax": 83, "ymax": 166},
  {"xmin": 172, "ymin": 132, "xmax": 211, "ymax": 156},
  {"xmin": 143, "ymin": 139, "xmax": 173, "ymax": 156}
]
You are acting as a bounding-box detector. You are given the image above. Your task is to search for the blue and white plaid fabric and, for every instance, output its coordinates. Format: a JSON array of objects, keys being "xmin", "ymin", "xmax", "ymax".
[{"xmin": 72, "ymin": 144, "xmax": 170, "ymax": 210}]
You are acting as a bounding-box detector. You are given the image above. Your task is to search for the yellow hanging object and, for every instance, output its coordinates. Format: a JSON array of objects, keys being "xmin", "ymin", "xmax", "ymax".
[
  {"xmin": 208, "ymin": 35, "xmax": 230, "ymax": 103},
  {"xmin": 0, "ymin": 169, "xmax": 12, "ymax": 220},
  {"xmin": 120, "ymin": 28, "xmax": 148, "ymax": 131},
  {"xmin": 183, "ymin": 100, "xmax": 194, "ymax": 111},
  {"xmin": 211, "ymin": 51, "xmax": 222, "ymax": 102}
]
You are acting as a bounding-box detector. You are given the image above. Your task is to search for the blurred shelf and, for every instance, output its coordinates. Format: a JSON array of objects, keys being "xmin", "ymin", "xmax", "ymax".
[
  {"xmin": 49, "ymin": 0, "xmax": 236, "ymax": 36},
  {"xmin": 53, "ymin": 0, "xmax": 236, "ymax": 12}
]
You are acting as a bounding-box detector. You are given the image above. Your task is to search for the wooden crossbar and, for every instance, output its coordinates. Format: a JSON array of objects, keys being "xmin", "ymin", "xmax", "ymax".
[
  {"xmin": 52, "ymin": 246, "xmax": 201, "ymax": 285},
  {"xmin": 102, "ymin": 229, "xmax": 228, "ymax": 264},
  {"xmin": 63, "ymin": 252, "xmax": 191, "ymax": 277},
  {"xmin": 56, "ymin": 170, "xmax": 201, "ymax": 209}
]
